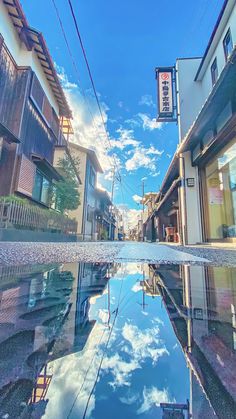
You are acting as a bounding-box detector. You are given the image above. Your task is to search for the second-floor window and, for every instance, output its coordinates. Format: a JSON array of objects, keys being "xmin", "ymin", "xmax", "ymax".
[
  {"xmin": 211, "ymin": 58, "xmax": 218, "ymax": 86},
  {"xmin": 223, "ymin": 29, "xmax": 233, "ymax": 61}
]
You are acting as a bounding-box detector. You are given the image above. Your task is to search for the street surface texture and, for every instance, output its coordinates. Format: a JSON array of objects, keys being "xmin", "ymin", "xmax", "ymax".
[
  {"xmin": 0, "ymin": 240, "xmax": 234, "ymax": 266},
  {"xmin": 0, "ymin": 242, "xmax": 223, "ymax": 265}
]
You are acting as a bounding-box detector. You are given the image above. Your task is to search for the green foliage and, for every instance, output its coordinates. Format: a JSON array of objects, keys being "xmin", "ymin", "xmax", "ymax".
[
  {"xmin": 0, "ymin": 195, "xmax": 30, "ymax": 205},
  {"xmin": 100, "ymin": 228, "xmax": 108, "ymax": 240},
  {"xmin": 55, "ymin": 152, "xmax": 80, "ymax": 214}
]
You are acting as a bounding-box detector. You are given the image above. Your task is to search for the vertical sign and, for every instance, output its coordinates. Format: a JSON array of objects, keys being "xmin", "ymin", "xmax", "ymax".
[{"xmin": 156, "ymin": 67, "xmax": 176, "ymax": 121}]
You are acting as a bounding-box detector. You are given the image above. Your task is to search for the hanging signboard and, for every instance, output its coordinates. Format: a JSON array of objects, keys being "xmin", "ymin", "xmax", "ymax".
[{"xmin": 155, "ymin": 67, "xmax": 176, "ymax": 122}]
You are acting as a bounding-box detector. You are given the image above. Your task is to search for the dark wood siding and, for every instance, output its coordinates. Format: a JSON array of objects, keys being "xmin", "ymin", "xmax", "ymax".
[{"xmin": 0, "ymin": 42, "xmax": 30, "ymax": 137}]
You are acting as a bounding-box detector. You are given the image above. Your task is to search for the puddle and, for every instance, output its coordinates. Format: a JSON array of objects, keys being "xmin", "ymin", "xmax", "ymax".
[{"xmin": 0, "ymin": 262, "xmax": 235, "ymax": 418}]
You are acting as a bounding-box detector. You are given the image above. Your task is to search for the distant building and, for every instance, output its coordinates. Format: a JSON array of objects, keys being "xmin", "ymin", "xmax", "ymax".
[{"xmin": 0, "ymin": 0, "xmax": 73, "ymax": 207}]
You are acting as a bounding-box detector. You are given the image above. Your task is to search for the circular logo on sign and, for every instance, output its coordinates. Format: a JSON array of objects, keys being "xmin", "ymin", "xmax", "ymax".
[{"xmin": 161, "ymin": 73, "xmax": 169, "ymax": 80}]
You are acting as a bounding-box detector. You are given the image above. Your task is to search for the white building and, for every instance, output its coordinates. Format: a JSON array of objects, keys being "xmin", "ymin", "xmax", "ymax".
[{"xmin": 175, "ymin": 0, "xmax": 236, "ymax": 244}]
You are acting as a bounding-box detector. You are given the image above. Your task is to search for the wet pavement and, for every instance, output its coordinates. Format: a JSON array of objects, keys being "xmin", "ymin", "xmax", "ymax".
[
  {"xmin": 0, "ymin": 241, "xmax": 212, "ymax": 266},
  {"xmin": 0, "ymin": 258, "xmax": 236, "ymax": 418}
]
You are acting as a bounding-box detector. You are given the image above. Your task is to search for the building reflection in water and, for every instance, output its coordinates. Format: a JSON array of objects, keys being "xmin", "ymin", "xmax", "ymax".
[
  {"xmin": 0, "ymin": 262, "xmax": 114, "ymax": 418},
  {"xmin": 149, "ymin": 264, "xmax": 236, "ymax": 419}
]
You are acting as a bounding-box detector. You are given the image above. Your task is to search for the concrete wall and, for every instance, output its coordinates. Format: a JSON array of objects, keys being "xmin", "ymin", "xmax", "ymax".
[
  {"xmin": 0, "ymin": 0, "xmax": 59, "ymax": 114},
  {"xmin": 0, "ymin": 228, "xmax": 77, "ymax": 242}
]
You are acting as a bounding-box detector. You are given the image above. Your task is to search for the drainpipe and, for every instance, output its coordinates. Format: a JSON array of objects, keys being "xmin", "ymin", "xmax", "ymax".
[{"xmin": 179, "ymin": 154, "xmax": 188, "ymax": 246}]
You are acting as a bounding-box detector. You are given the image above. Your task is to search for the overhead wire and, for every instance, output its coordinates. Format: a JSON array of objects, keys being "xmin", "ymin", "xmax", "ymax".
[
  {"xmin": 51, "ymin": 0, "xmax": 117, "ymax": 177},
  {"xmin": 66, "ymin": 0, "xmax": 121, "ymax": 178}
]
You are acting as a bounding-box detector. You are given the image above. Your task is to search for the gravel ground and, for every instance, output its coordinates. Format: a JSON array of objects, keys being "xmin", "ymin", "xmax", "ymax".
[
  {"xmin": 0, "ymin": 241, "xmax": 125, "ymax": 266},
  {"xmin": 0, "ymin": 241, "xmax": 235, "ymax": 267},
  {"xmin": 165, "ymin": 244, "xmax": 236, "ymax": 267}
]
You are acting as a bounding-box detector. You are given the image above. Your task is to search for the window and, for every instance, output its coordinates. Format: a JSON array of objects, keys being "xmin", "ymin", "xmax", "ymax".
[
  {"xmin": 223, "ymin": 29, "xmax": 233, "ymax": 61},
  {"xmin": 211, "ymin": 58, "xmax": 218, "ymax": 86},
  {"xmin": 32, "ymin": 169, "xmax": 51, "ymax": 206},
  {"xmin": 89, "ymin": 166, "xmax": 95, "ymax": 187}
]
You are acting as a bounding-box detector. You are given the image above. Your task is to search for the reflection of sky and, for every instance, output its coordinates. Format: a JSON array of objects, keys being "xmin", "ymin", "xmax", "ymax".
[{"xmin": 43, "ymin": 264, "xmax": 189, "ymax": 419}]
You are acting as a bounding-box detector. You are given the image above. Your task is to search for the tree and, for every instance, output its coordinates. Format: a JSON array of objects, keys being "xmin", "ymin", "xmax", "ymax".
[{"xmin": 54, "ymin": 151, "xmax": 80, "ymax": 214}]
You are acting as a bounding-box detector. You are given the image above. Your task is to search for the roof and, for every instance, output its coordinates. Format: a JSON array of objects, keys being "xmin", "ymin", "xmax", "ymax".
[
  {"xmin": 158, "ymin": 153, "xmax": 179, "ymax": 196},
  {"xmin": 68, "ymin": 142, "xmax": 103, "ymax": 174},
  {"xmin": 3, "ymin": 0, "xmax": 71, "ymax": 118},
  {"xmin": 195, "ymin": 0, "xmax": 233, "ymax": 81},
  {"xmin": 31, "ymin": 154, "xmax": 63, "ymax": 181},
  {"xmin": 95, "ymin": 188, "xmax": 112, "ymax": 204}
]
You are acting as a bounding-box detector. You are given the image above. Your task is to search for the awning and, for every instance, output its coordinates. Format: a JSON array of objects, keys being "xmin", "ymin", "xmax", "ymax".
[
  {"xmin": 0, "ymin": 122, "xmax": 20, "ymax": 143},
  {"xmin": 32, "ymin": 155, "xmax": 63, "ymax": 181}
]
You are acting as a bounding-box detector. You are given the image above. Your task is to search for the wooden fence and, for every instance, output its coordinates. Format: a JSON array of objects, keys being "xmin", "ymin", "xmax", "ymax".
[{"xmin": 0, "ymin": 200, "xmax": 77, "ymax": 234}]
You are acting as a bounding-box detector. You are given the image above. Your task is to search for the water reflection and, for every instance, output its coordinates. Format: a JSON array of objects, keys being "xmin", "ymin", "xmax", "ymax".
[
  {"xmin": 0, "ymin": 263, "xmax": 235, "ymax": 418},
  {"xmin": 150, "ymin": 264, "xmax": 236, "ymax": 419}
]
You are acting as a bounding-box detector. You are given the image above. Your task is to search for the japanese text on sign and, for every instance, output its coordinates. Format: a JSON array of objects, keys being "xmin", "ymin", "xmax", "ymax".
[{"xmin": 157, "ymin": 69, "xmax": 174, "ymax": 119}]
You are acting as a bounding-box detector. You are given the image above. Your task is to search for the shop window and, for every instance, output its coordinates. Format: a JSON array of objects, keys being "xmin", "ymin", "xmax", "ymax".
[
  {"xmin": 211, "ymin": 58, "xmax": 218, "ymax": 86},
  {"xmin": 223, "ymin": 29, "xmax": 233, "ymax": 61},
  {"xmin": 205, "ymin": 141, "xmax": 236, "ymax": 240}
]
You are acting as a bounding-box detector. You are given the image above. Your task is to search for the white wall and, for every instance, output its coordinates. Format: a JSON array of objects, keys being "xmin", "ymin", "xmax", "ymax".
[
  {"xmin": 177, "ymin": 0, "xmax": 236, "ymax": 141},
  {"xmin": 176, "ymin": 58, "xmax": 203, "ymax": 140},
  {"xmin": 0, "ymin": 0, "xmax": 59, "ymax": 114}
]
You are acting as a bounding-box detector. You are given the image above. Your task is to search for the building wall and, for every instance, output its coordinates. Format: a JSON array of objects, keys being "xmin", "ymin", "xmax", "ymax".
[
  {"xmin": 0, "ymin": 0, "xmax": 59, "ymax": 114},
  {"xmin": 177, "ymin": 0, "xmax": 236, "ymax": 141},
  {"xmin": 176, "ymin": 58, "xmax": 203, "ymax": 140}
]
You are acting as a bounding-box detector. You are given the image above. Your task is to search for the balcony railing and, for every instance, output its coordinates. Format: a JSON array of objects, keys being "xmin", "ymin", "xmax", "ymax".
[{"xmin": 0, "ymin": 200, "xmax": 77, "ymax": 235}]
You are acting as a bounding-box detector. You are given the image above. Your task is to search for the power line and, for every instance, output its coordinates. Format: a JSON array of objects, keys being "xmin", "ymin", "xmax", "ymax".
[{"xmin": 51, "ymin": 0, "xmax": 117, "ymax": 175}]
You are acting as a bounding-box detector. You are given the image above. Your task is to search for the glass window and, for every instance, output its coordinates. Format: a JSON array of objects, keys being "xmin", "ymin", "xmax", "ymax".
[
  {"xmin": 32, "ymin": 170, "xmax": 42, "ymax": 201},
  {"xmin": 41, "ymin": 177, "xmax": 50, "ymax": 205},
  {"xmin": 211, "ymin": 58, "xmax": 218, "ymax": 86},
  {"xmin": 89, "ymin": 167, "xmax": 95, "ymax": 187},
  {"xmin": 32, "ymin": 170, "xmax": 51, "ymax": 206},
  {"xmin": 205, "ymin": 140, "xmax": 236, "ymax": 239},
  {"xmin": 223, "ymin": 29, "xmax": 233, "ymax": 61}
]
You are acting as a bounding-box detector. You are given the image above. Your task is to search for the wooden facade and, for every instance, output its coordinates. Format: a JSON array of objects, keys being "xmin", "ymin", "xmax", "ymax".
[{"xmin": 0, "ymin": 33, "xmax": 68, "ymax": 205}]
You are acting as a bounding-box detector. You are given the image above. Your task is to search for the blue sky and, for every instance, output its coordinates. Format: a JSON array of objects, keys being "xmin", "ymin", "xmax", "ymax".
[{"xmin": 21, "ymin": 0, "xmax": 224, "ymax": 215}]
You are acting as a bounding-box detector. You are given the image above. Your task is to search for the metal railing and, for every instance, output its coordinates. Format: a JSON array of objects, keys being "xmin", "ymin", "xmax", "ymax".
[{"xmin": 0, "ymin": 200, "xmax": 77, "ymax": 234}]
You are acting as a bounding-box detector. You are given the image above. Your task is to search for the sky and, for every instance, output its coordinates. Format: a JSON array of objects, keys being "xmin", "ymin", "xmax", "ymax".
[{"xmin": 21, "ymin": 0, "xmax": 224, "ymax": 223}]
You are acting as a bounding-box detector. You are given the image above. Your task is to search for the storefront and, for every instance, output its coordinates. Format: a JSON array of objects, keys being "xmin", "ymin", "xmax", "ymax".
[{"xmin": 203, "ymin": 139, "xmax": 236, "ymax": 242}]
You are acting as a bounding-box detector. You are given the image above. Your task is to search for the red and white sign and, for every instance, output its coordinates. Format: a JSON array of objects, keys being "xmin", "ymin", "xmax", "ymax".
[{"xmin": 156, "ymin": 68, "xmax": 175, "ymax": 120}]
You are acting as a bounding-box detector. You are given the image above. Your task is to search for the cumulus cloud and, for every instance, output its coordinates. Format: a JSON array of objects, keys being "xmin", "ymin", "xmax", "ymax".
[
  {"xmin": 117, "ymin": 205, "xmax": 142, "ymax": 232},
  {"xmin": 57, "ymin": 66, "xmax": 119, "ymax": 181},
  {"xmin": 138, "ymin": 113, "xmax": 163, "ymax": 131},
  {"xmin": 110, "ymin": 128, "xmax": 140, "ymax": 150},
  {"xmin": 132, "ymin": 194, "xmax": 142, "ymax": 204},
  {"xmin": 139, "ymin": 94, "xmax": 155, "ymax": 108},
  {"xmin": 125, "ymin": 145, "xmax": 163, "ymax": 173},
  {"xmin": 137, "ymin": 386, "xmax": 174, "ymax": 415},
  {"xmin": 122, "ymin": 323, "xmax": 169, "ymax": 363}
]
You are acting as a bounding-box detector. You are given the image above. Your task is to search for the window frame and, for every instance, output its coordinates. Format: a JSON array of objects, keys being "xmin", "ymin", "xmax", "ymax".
[
  {"xmin": 223, "ymin": 28, "xmax": 233, "ymax": 61},
  {"xmin": 32, "ymin": 169, "xmax": 51, "ymax": 207},
  {"xmin": 211, "ymin": 58, "xmax": 218, "ymax": 86}
]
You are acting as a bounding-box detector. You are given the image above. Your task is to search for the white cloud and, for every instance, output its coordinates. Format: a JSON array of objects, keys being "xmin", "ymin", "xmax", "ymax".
[
  {"xmin": 117, "ymin": 206, "xmax": 142, "ymax": 232},
  {"xmin": 110, "ymin": 128, "xmax": 140, "ymax": 150},
  {"xmin": 57, "ymin": 66, "xmax": 119, "ymax": 183},
  {"xmin": 122, "ymin": 323, "xmax": 169, "ymax": 364},
  {"xmin": 137, "ymin": 386, "xmax": 174, "ymax": 415},
  {"xmin": 125, "ymin": 145, "xmax": 163, "ymax": 173},
  {"xmin": 132, "ymin": 194, "xmax": 142, "ymax": 204},
  {"xmin": 131, "ymin": 283, "xmax": 143, "ymax": 293},
  {"xmin": 139, "ymin": 94, "xmax": 155, "ymax": 108},
  {"xmin": 138, "ymin": 113, "xmax": 163, "ymax": 131}
]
